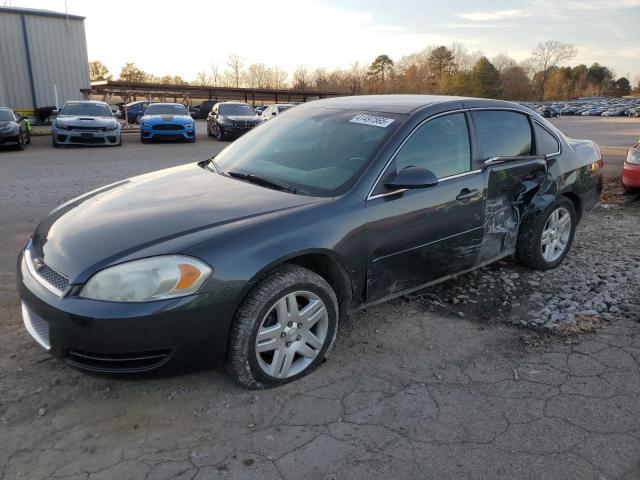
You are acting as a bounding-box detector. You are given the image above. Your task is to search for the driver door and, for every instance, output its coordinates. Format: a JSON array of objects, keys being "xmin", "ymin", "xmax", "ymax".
[{"xmin": 365, "ymin": 111, "xmax": 486, "ymax": 302}]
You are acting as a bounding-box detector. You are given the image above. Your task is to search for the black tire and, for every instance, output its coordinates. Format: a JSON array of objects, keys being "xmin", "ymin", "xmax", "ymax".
[
  {"xmin": 206, "ymin": 123, "xmax": 214, "ymax": 137},
  {"xmin": 187, "ymin": 136, "xmax": 196, "ymax": 143},
  {"xmin": 52, "ymin": 135, "xmax": 59, "ymax": 148},
  {"xmin": 16, "ymin": 137, "xmax": 24, "ymax": 151},
  {"xmin": 215, "ymin": 125, "xmax": 225, "ymax": 141},
  {"xmin": 140, "ymin": 136, "xmax": 149, "ymax": 144},
  {"xmin": 226, "ymin": 265, "xmax": 339, "ymax": 389},
  {"xmin": 515, "ymin": 197, "xmax": 577, "ymax": 271}
]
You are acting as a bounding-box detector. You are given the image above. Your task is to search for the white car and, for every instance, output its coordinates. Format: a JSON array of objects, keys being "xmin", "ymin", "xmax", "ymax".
[{"xmin": 260, "ymin": 104, "xmax": 295, "ymax": 121}]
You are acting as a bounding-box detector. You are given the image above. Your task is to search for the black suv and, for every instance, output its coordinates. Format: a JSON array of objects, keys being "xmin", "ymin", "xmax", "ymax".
[{"xmin": 207, "ymin": 102, "xmax": 261, "ymax": 140}]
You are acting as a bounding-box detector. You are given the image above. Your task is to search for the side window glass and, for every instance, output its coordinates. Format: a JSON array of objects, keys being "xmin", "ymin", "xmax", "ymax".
[
  {"xmin": 534, "ymin": 123, "xmax": 560, "ymax": 155},
  {"xmin": 472, "ymin": 110, "xmax": 532, "ymax": 158},
  {"xmin": 394, "ymin": 113, "xmax": 471, "ymax": 179}
]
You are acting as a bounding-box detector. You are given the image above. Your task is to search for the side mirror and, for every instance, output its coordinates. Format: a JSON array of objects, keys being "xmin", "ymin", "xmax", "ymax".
[
  {"xmin": 271, "ymin": 111, "xmax": 277, "ymax": 116},
  {"xmin": 51, "ymin": 109, "xmax": 59, "ymax": 116},
  {"xmin": 385, "ymin": 166, "xmax": 439, "ymax": 190},
  {"xmin": 257, "ymin": 111, "xmax": 262, "ymax": 116}
]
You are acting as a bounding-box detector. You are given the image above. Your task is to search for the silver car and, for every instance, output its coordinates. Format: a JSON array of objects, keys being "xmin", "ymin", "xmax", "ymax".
[{"xmin": 52, "ymin": 101, "xmax": 121, "ymax": 147}]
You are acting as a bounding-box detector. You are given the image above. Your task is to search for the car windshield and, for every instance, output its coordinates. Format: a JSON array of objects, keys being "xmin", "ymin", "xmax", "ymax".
[
  {"xmin": 145, "ymin": 104, "xmax": 187, "ymax": 115},
  {"xmin": 0, "ymin": 109, "xmax": 15, "ymax": 121},
  {"xmin": 219, "ymin": 104, "xmax": 255, "ymax": 116},
  {"xmin": 60, "ymin": 102, "xmax": 112, "ymax": 117},
  {"xmin": 215, "ymin": 106, "xmax": 404, "ymax": 196}
]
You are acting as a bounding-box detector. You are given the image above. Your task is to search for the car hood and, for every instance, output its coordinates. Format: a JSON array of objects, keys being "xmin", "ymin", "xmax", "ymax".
[
  {"xmin": 30, "ymin": 163, "xmax": 322, "ymax": 283},
  {"xmin": 0, "ymin": 121, "xmax": 18, "ymax": 133},
  {"xmin": 56, "ymin": 116, "xmax": 116, "ymax": 127},
  {"xmin": 222, "ymin": 115, "xmax": 260, "ymax": 122},
  {"xmin": 142, "ymin": 114, "xmax": 192, "ymax": 123}
]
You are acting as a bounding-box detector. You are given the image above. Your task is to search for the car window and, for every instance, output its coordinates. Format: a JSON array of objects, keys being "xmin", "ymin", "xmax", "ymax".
[
  {"xmin": 219, "ymin": 104, "xmax": 255, "ymax": 116},
  {"xmin": 394, "ymin": 113, "xmax": 471, "ymax": 179},
  {"xmin": 0, "ymin": 109, "xmax": 15, "ymax": 121},
  {"xmin": 145, "ymin": 104, "xmax": 187, "ymax": 115},
  {"xmin": 472, "ymin": 110, "xmax": 532, "ymax": 157},
  {"xmin": 534, "ymin": 123, "xmax": 560, "ymax": 156},
  {"xmin": 215, "ymin": 107, "xmax": 404, "ymax": 196},
  {"xmin": 60, "ymin": 102, "xmax": 112, "ymax": 117}
]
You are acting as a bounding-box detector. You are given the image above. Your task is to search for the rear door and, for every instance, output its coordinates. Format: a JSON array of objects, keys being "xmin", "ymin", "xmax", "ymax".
[
  {"xmin": 365, "ymin": 111, "xmax": 486, "ymax": 301},
  {"xmin": 469, "ymin": 109, "xmax": 548, "ymax": 263}
]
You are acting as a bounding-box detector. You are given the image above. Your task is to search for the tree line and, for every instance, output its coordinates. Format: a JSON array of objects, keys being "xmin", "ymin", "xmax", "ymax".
[{"xmin": 89, "ymin": 40, "xmax": 639, "ymax": 101}]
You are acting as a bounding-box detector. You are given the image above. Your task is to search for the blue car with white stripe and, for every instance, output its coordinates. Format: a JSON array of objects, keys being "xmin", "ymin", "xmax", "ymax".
[{"xmin": 140, "ymin": 103, "xmax": 196, "ymax": 143}]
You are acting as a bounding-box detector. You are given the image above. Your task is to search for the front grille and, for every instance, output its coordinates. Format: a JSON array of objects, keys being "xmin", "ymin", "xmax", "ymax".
[
  {"xmin": 37, "ymin": 263, "xmax": 70, "ymax": 291},
  {"xmin": 66, "ymin": 349, "xmax": 173, "ymax": 373},
  {"xmin": 69, "ymin": 126, "xmax": 105, "ymax": 131},
  {"xmin": 21, "ymin": 302, "xmax": 51, "ymax": 350},
  {"xmin": 152, "ymin": 124, "xmax": 183, "ymax": 130},
  {"xmin": 25, "ymin": 249, "xmax": 69, "ymax": 295},
  {"xmin": 69, "ymin": 136, "xmax": 106, "ymax": 144}
]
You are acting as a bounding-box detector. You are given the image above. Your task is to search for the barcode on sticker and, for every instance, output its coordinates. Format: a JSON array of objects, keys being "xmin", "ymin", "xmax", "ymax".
[{"xmin": 349, "ymin": 114, "xmax": 394, "ymax": 128}]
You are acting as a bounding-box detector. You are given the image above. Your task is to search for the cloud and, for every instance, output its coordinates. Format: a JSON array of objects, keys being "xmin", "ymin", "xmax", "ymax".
[{"xmin": 456, "ymin": 9, "xmax": 532, "ymax": 21}]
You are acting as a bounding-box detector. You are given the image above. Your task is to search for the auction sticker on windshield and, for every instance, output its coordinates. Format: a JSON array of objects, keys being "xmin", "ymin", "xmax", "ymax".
[{"xmin": 349, "ymin": 114, "xmax": 394, "ymax": 128}]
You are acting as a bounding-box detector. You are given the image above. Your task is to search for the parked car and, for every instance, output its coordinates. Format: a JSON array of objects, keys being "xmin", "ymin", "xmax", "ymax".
[
  {"xmin": 18, "ymin": 95, "xmax": 603, "ymax": 388},
  {"xmin": 52, "ymin": 101, "xmax": 121, "ymax": 147},
  {"xmin": 622, "ymin": 142, "xmax": 640, "ymax": 191},
  {"xmin": 139, "ymin": 103, "xmax": 196, "ymax": 143},
  {"xmin": 194, "ymin": 100, "xmax": 216, "ymax": 119},
  {"xmin": 124, "ymin": 101, "xmax": 149, "ymax": 124},
  {"xmin": 206, "ymin": 102, "xmax": 260, "ymax": 140},
  {"xmin": 254, "ymin": 105, "xmax": 267, "ymax": 115},
  {"xmin": 260, "ymin": 104, "xmax": 295, "ymax": 121},
  {"xmin": 0, "ymin": 107, "xmax": 30, "ymax": 150}
]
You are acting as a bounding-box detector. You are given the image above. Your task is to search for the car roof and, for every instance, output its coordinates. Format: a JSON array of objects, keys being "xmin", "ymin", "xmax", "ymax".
[
  {"xmin": 63, "ymin": 100, "xmax": 108, "ymax": 106},
  {"xmin": 307, "ymin": 95, "xmax": 526, "ymax": 115}
]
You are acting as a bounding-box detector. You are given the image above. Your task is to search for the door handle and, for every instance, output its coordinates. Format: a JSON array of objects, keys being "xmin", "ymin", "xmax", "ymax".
[{"xmin": 456, "ymin": 188, "xmax": 479, "ymax": 202}]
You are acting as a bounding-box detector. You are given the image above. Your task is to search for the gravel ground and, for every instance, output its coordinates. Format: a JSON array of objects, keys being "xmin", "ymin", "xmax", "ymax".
[{"xmin": 413, "ymin": 203, "xmax": 640, "ymax": 332}]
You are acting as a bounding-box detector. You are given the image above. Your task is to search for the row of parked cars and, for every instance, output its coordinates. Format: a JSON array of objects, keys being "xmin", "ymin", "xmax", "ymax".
[
  {"xmin": 0, "ymin": 100, "xmax": 296, "ymax": 149},
  {"xmin": 527, "ymin": 98, "xmax": 640, "ymax": 118}
]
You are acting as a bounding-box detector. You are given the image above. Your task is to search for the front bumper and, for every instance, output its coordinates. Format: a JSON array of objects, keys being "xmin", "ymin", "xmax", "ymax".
[
  {"xmin": 141, "ymin": 125, "xmax": 195, "ymax": 141},
  {"xmin": 17, "ymin": 252, "xmax": 241, "ymax": 373},
  {"xmin": 53, "ymin": 127, "xmax": 120, "ymax": 146},
  {"xmin": 0, "ymin": 132, "xmax": 20, "ymax": 144},
  {"xmin": 219, "ymin": 124, "xmax": 256, "ymax": 137},
  {"xmin": 622, "ymin": 162, "xmax": 640, "ymax": 189}
]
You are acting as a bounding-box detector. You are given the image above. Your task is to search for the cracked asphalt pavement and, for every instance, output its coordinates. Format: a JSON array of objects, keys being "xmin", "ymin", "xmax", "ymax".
[{"xmin": 1, "ymin": 118, "xmax": 639, "ymax": 479}]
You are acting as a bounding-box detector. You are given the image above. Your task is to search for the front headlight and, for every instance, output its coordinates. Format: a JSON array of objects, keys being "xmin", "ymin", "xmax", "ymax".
[
  {"xmin": 627, "ymin": 147, "xmax": 640, "ymax": 165},
  {"xmin": 105, "ymin": 123, "xmax": 118, "ymax": 131},
  {"xmin": 55, "ymin": 122, "xmax": 70, "ymax": 130},
  {"xmin": 80, "ymin": 255, "xmax": 212, "ymax": 302}
]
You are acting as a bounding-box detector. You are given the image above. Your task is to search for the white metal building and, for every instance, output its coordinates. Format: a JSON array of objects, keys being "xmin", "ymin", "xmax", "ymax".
[{"xmin": 0, "ymin": 6, "xmax": 89, "ymax": 113}]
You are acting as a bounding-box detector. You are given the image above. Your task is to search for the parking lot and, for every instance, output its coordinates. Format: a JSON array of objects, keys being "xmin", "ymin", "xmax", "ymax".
[{"xmin": 0, "ymin": 117, "xmax": 639, "ymax": 479}]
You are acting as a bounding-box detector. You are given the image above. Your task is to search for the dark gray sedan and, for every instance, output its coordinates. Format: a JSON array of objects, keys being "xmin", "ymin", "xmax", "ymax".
[
  {"xmin": 0, "ymin": 107, "xmax": 30, "ymax": 150},
  {"xmin": 18, "ymin": 95, "xmax": 602, "ymax": 388}
]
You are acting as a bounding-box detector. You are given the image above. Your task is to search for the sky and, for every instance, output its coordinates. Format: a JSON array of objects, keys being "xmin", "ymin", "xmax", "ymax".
[{"xmin": 8, "ymin": 0, "xmax": 640, "ymax": 81}]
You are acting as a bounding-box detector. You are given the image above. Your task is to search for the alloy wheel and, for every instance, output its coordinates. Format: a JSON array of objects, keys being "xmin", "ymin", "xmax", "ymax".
[
  {"xmin": 255, "ymin": 291, "xmax": 328, "ymax": 379},
  {"xmin": 541, "ymin": 206, "xmax": 571, "ymax": 262}
]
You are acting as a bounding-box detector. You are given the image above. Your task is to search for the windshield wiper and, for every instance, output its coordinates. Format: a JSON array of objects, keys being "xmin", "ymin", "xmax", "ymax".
[{"xmin": 227, "ymin": 170, "xmax": 297, "ymax": 194}]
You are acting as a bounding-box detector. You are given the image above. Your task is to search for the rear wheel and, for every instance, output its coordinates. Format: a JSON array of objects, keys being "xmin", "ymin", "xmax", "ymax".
[
  {"xmin": 226, "ymin": 265, "xmax": 339, "ymax": 389},
  {"xmin": 516, "ymin": 197, "xmax": 576, "ymax": 270}
]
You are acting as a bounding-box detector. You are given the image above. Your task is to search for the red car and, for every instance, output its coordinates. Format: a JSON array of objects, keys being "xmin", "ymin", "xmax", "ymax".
[{"xmin": 622, "ymin": 143, "xmax": 640, "ymax": 191}]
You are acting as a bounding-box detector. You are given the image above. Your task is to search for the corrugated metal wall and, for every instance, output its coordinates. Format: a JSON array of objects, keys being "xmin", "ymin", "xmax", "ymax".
[
  {"xmin": 0, "ymin": 10, "xmax": 89, "ymax": 112},
  {"xmin": 0, "ymin": 12, "xmax": 32, "ymax": 110}
]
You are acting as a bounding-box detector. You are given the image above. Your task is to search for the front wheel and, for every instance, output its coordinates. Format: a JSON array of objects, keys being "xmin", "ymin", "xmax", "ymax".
[
  {"xmin": 226, "ymin": 265, "xmax": 339, "ymax": 389},
  {"xmin": 516, "ymin": 197, "xmax": 577, "ymax": 270}
]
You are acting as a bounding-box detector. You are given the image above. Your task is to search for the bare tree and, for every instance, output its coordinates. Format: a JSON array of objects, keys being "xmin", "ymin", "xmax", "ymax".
[
  {"xmin": 209, "ymin": 62, "xmax": 222, "ymax": 86},
  {"xmin": 246, "ymin": 63, "xmax": 270, "ymax": 88},
  {"xmin": 194, "ymin": 71, "xmax": 210, "ymax": 86},
  {"xmin": 269, "ymin": 66, "xmax": 288, "ymax": 89},
  {"xmin": 292, "ymin": 65, "xmax": 309, "ymax": 91},
  {"xmin": 529, "ymin": 40, "xmax": 577, "ymax": 100},
  {"xmin": 225, "ymin": 53, "xmax": 245, "ymax": 88},
  {"xmin": 491, "ymin": 53, "xmax": 517, "ymax": 75}
]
